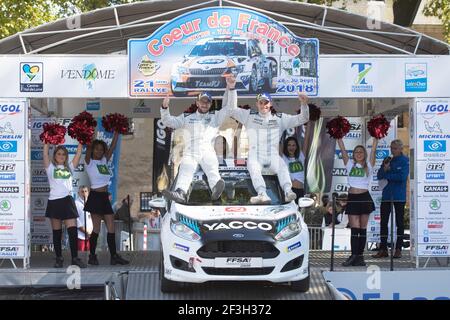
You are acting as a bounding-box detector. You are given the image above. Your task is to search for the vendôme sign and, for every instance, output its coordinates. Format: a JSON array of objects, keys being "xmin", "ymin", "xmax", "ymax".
[{"xmin": 128, "ymin": 6, "xmax": 319, "ymax": 98}]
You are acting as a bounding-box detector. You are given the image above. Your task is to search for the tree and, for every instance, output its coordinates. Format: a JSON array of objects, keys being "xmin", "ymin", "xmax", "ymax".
[
  {"xmin": 423, "ymin": 0, "xmax": 450, "ymax": 42},
  {"xmin": 0, "ymin": 0, "xmax": 140, "ymax": 40}
]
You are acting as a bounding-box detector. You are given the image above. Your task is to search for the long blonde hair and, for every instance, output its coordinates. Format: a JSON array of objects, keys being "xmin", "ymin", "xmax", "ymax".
[
  {"xmin": 52, "ymin": 146, "xmax": 70, "ymax": 170},
  {"xmin": 352, "ymin": 145, "xmax": 369, "ymax": 176}
]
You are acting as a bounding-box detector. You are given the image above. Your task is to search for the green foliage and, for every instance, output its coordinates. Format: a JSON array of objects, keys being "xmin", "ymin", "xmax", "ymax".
[
  {"xmin": 423, "ymin": 0, "xmax": 450, "ymax": 42},
  {"xmin": 0, "ymin": 0, "xmax": 140, "ymax": 39}
]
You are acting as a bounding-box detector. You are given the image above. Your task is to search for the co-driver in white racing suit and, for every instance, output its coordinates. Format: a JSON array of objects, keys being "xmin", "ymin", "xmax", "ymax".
[
  {"xmin": 231, "ymin": 92, "xmax": 310, "ymax": 204},
  {"xmin": 161, "ymin": 76, "xmax": 237, "ymax": 203}
]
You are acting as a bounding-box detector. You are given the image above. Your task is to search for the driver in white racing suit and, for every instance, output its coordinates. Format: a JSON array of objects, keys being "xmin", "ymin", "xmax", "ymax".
[
  {"xmin": 231, "ymin": 92, "xmax": 310, "ymax": 204},
  {"xmin": 161, "ymin": 75, "xmax": 237, "ymax": 203}
]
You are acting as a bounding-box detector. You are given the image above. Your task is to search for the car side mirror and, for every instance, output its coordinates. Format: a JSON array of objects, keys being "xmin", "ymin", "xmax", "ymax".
[
  {"xmin": 298, "ymin": 197, "xmax": 315, "ymax": 208},
  {"xmin": 148, "ymin": 197, "xmax": 166, "ymax": 209}
]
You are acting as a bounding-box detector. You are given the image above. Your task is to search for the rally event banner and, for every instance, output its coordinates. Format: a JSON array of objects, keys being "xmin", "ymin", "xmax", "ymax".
[{"xmin": 128, "ymin": 6, "xmax": 319, "ymax": 98}]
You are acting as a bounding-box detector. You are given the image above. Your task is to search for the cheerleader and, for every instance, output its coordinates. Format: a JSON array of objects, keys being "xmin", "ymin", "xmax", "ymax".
[
  {"xmin": 337, "ymin": 137, "xmax": 378, "ymax": 266},
  {"xmin": 84, "ymin": 131, "xmax": 129, "ymax": 265},
  {"xmin": 43, "ymin": 143, "xmax": 86, "ymax": 268}
]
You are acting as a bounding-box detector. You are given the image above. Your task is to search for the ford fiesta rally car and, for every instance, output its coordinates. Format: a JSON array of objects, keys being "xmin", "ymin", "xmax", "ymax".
[
  {"xmin": 170, "ymin": 37, "xmax": 277, "ymax": 95},
  {"xmin": 159, "ymin": 160, "xmax": 312, "ymax": 292}
]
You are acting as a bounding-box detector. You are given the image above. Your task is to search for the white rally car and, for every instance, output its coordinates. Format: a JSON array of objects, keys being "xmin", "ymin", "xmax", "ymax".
[
  {"xmin": 159, "ymin": 160, "xmax": 312, "ymax": 293},
  {"xmin": 170, "ymin": 37, "xmax": 277, "ymax": 95}
]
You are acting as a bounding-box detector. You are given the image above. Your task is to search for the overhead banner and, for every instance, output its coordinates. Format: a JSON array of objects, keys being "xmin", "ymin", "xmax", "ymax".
[
  {"xmin": 128, "ymin": 6, "xmax": 319, "ymax": 98},
  {"xmin": 411, "ymin": 98, "xmax": 450, "ymax": 257},
  {"xmin": 0, "ymin": 99, "xmax": 29, "ymax": 259}
]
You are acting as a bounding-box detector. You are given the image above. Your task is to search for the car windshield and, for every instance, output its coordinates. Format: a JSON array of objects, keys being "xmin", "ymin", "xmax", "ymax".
[
  {"xmin": 189, "ymin": 41, "xmax": 247, "ymax": 57},
  {"xmin": 186, "ymin": 170, "xmax": 284, "ymax": 205}
]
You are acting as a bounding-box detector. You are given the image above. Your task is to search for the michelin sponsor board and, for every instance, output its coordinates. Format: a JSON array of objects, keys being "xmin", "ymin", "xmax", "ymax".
[
  {"xmin": 0, "ymin": 99, "xmax": 28, "ymax": 259},
  {"xmin": 411, "ymin": 99, "xmax": 450, "ymax": 257}
]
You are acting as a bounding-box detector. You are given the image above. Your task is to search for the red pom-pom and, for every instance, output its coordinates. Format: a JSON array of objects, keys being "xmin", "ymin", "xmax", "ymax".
[
  {"xmin": 68, "ymin": 111, "xmax": 97, "ymax": 145},
  {"xmin": 326, "ymin": 116, "xmax": 351, "ymax": 139},
  {"xmin": 368, "ymin": 114, "xmax": 390, "ymax": 139},
  {"xmin": 101, "ymin": 113, "xmax": 129, "ymax": 134},
  {"xmin": 39, "ymin": 123, "xmax": 66, "ymax": 145}
]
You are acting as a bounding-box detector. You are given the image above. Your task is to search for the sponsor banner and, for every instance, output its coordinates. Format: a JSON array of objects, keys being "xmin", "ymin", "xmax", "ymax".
[
  {"xmin": 0, "ymin": 99, "xmax": 27, "ymax": 259},
  {"xmin": 1, "ymin": 55, "xmax": 450, "ymax": 98},
  {"xmin": 128, "ymin": 6, "xmax": 319, "ymax": 97},
  {"xmin": 413, "ymin": 99, "xmax": 450, "ymax": 257},
  {"xmin": 152, "ymin": 119, "xmax": 172, "ymax": 193},
  {"xmin": 323, "ymin": 270, "xmax": 450, "ymax": 300},
  {"xmin": 0, "ymin": 56, "xmax": 128, "ymax": 98}
]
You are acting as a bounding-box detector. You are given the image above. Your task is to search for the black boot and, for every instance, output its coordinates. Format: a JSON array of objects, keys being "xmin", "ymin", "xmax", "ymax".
[
  {"xmin": 342, "ymin": 255, "xmax": 357, "ymax": 266},
  {"xmin": 162, "ymin": 188, "xmax": 187, "ymax": 204},
  {"xmin": 211, "ymin": 179, "xmax": 225, "ymax": 200},
  {"xmin": 71, "ymin": 257, "xmax": 87, "ymax": 268},
  {"xmin": 352, "ymin": 255, "xmax": 367, "ymax": 266},
  {"xmin": 54, "ymin": 256, "xmax": 64, "ymax": 268},
  {"xmin": 111, "ymin": 254, "xmax": 129, "ymax": 265},
  {"xmin": 88, "ymin": 254, "xmax": 99, "ymax": 265}
]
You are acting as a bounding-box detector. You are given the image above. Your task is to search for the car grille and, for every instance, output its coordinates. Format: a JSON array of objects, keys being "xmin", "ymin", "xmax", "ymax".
[
  {"xmin": 202, "ymin": 267, "xmax": 274, "ymax": 276},
  {"xmin": 190, "ymin": 68, "xmax": 227, "ymax": 75},
  {"xmin": 197, "ymin": 241, "xmax": 280, "ymax": 259}
]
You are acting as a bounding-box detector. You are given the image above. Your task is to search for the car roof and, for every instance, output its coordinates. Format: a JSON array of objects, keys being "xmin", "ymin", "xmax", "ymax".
[{"xmin": 194, "ymin": 36, "xmax": 248, "ymax": 45}]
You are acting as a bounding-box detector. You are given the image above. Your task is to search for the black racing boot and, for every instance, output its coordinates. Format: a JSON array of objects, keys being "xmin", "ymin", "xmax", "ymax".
[
  {"xmin": 211, "ymin": 179, "xmax": 225, "ymax": 200},
  {"xmin": 342, "ymin": 255, "xmax": 357, "ymax": 266},
  {"xmin": 162, "ymin": 188, "xmax": 187, "ymax": 204}
]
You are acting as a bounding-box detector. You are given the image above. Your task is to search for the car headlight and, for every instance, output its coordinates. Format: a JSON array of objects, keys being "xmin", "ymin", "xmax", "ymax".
[
  {"xmin": 177, "ymin": 66, "xmax": 189, "ymax": 75},
  {"xmin": 170, "ymin": 220, "xmax": 201, "ymax": 242},
  {"xmin": 275, "ymin": 215, "xmax": 302, "ymax": 241},
  {"xmin": 229, "ymin": 65, "xmax": 244, "ymax": 74}
]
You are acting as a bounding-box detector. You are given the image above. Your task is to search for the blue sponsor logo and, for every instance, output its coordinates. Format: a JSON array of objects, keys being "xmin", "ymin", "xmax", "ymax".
[
  {"xmin": 32, "ymin": 176, "xmax": 48, "ymax": 183},
  {"xmin": 375, "ymin": 150, "xmax": 389, "ymax": 159},
  {"xmin": 0, "ymin": 141, "xmax": 17, "ymax": 152},
  {"xmin": 0, "ymin": 105, "xmax": 22, "ymax": 114},
  {"xmin": 65, "ymin": 145, "xmax": 87, "ymax": 154},
  {"xmin": 424, "ymin": 237, "xmax": 429, "ymax": 242},
  {"xmin": 405, "ymin": 63, "xmax": 427, "ymax": 92},
  {"xmin": 424, "ymin": 104, "xmax": 449, "ymax": 114},
  {"xmin": 286, "ymin": 241, "xmax": 302, "ymax": 252},
  {"xmin": 31, "ymin": 151, "xmax": 43, "ymax": 160},
  {"xmin": 351, "ymin": 62, "xmax": 373, "ymax": 93},
  {"xmin": 424, "ymin": 140, "xmax": 446, "ymax": 152},
  {"xmin": 173, "ymin": 243, "xmax": 189, "ymax": 252},
  {"xmin": 426, "ymin": 173, "xmax": 445, "ymax": 180},
  {"xmin": 338, "ymin": 287, "xmax": 450, "ymax": 300},
  {"xmin": 0, "ymin": 173, "xmax": 16, "ymax": 180}
]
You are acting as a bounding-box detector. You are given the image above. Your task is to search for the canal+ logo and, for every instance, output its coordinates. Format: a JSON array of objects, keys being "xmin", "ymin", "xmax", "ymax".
[{"xmin": 0, "ymin": 104, "xmax": 22, "ymax": 115}]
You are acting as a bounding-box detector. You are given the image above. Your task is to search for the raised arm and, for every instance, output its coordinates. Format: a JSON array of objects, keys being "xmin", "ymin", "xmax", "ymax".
[
  {"xmin": 337, "ymin": 138, "xmax": 349, "ymax": 166},
  {"xmin": 369, "ymin": 138, "xmax": 379, "ymax": 168},
  {"xmin": 160, "ymin": 95, "xmax": 185, "ymax": 129},
  {"xmin": 216, "ymin": 75, "xmax": 237, "ymax": 126},
  {"xmin": 302, "ymin": 122, "xmax": 313, "ymax": 156},
  {"xmin": 43, "ymin": 143, "xmax": 50, "ymax": 169},
  {"xmin": 105, "ymin": 131, "xmax": 119, "ymax": 162},
  {"xmin": 280, "ymin": 93, "xmax": 310, "ymax": 131},
  {"xmin": 71, "ymin": 142, "xmax": 83, "ymax": 169}
]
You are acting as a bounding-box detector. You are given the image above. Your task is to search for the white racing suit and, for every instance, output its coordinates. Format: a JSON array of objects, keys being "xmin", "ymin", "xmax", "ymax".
[
  {"xmin": 160, "ymin": 89, "xmax": 237, "ymax": 193},
  {"xmin": 231, "ymin": 104, "xmax": 309, "ymax": 195}
]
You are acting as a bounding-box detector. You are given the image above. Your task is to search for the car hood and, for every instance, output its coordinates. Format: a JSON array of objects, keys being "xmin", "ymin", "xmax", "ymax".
[
  {"xmin": 181, "ymin": 55, "xmax": 239, "ymax": 68},
  {"xmin": 172, "ymin": 202, "xmax": 298, "ymax": 221}
]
